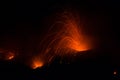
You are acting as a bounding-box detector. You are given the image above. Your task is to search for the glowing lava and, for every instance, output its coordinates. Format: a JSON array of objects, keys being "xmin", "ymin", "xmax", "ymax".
[
  {"xmin": 31, "ymin": 57, "xmax": 44, "ymax": 69},
  {"xmin": 34, "ymin": 10, "xmax": 93, "ymax": 67},
  {"xmin": 6, "ymin": 52, "xmax": 14, "ymax": 60},
  {"xmin": 54, "ymin": 16, "xmax": 91, "ymax": 53},
  {"xmin": 0, "ymin": 49, "xmax": 15, "ymax": 60},
  {"xmin": 40, "ymin": 11, "xmax": 91, "ymax": 56},
  {"xmin": 0, "ymin": 10, "xmax": 93, "ymax": 69}
]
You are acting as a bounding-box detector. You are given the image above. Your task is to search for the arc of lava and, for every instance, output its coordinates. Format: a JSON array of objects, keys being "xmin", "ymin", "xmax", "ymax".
[{"xmin": 31, "ymin": 11, "xmax": 92, "ymax": 69}]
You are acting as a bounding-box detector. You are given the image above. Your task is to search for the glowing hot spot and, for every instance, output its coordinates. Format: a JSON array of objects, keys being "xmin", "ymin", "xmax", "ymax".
[
  {"xmin": 34, "ymin": 11, "xmax": 93, "ymax": 67},
  {"xmin": 6, "ymin": 52, "xmax": 14, "ymax": 60},
  {"xmin": 69, "ymin": 42, "xmax": 88, "ymax": 52},
  {"xmin": 32, "ymin": 58, "xmax": 44, "ymax": 69}
]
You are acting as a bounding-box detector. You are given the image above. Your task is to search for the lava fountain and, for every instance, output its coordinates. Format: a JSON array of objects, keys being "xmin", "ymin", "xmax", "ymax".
[
  {"xmin": 0, "ymin": 10, "xmax": 94, "ymax": 69},
  {"xmin": 31, "ymin": 10, "xmax": 93, "ymax": 69},
  {"xmin": 42, "ymin": 11, "xmax": 91, "ymax": 54},
  {"xmin": 53, "ymin": 13, "xmax": 91, "ymax": 54}
]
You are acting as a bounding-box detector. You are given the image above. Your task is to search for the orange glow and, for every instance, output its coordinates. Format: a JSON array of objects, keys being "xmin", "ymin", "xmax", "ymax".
[
  {"xmin": 31, "ymin": 58, "xmax": 44, "ymax": 69},
  {"xmin": 6, "ymin": 52, "xmax": 14, "ymax": 60},
  {"xmin": 31, "ymin": 10, "xmax": 93, "ymax": 68},
  {"xmin": 1, "ymin": 10, "xmax": 94, "ymax": 69},
  {"xmin": 50, "ymin": 11, "xmax": 91, "ymax": 55},
  {"xmin": 8, "ymin": 55, "xmax": 14, "ymax": 60},
  {"xmin": 69, "ymin": 42, "xmax": 89, "ymax": 52},
  {"xmin": 0, "ymin": 49, "xmax": 15, "ymax": 60}
]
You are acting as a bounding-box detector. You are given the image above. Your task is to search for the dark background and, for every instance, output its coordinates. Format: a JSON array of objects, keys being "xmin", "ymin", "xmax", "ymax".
[{"xmin": 0, "ymin": 0, "xmax": 120, "ymax": 80}]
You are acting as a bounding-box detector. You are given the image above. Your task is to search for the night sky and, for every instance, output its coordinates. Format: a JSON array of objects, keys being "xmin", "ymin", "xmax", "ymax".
[{"xmin": 0, "ymin": 0, "xmax": 119, "ymax": 80}]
